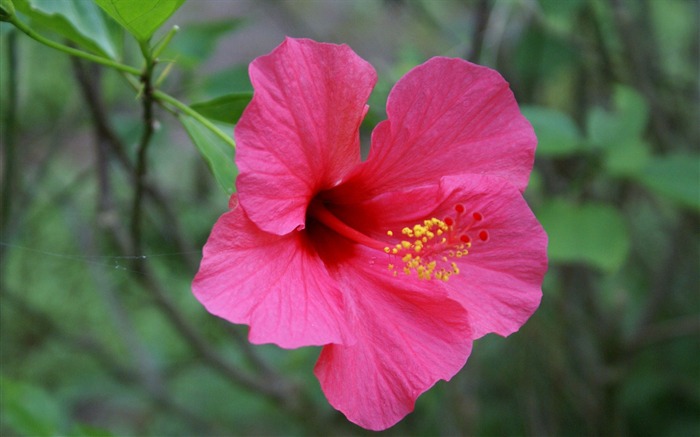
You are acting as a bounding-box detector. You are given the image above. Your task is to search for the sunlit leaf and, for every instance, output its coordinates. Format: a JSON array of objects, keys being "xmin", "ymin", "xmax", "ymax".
[
  {"xmin": 190, "ymin": 93, "xmax": 252, "ymax": 125},
  {"xmin": 1, "ymin": 0, "xmax": 15, "ymax": 20},
  {"xmin": 522, "ymin": 106, "xmax": 582, "ymax": 156},
  {"xmin": 537, "ymin": 199, "xmax": 630, "ymax": 272},
  {"xmin": 14, "ymin": 0, "xmax": 118, "ymax": 57},
  {"xmin": 94, "ymin": 0, "xmax": 185, "ymax": 41},
  {"xmin": 635, "ymin": 153, "xmax": 700, "ymax": 211},
  {"xmin": 179, "ymin": 115, "xmax": 236, "ymax": 195}
]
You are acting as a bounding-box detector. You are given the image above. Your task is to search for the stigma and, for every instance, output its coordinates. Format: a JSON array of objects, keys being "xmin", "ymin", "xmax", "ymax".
[{"xmin": 384, "ymin": 204, "xmax": 488, "ymax": 281}]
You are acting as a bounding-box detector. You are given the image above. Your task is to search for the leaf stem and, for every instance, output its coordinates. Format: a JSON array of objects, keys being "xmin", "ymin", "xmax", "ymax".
[
  {"xmin": 152, "ymin": 25, "xmax": 180, "ymax": 60},
  {"xmin": 8, "ymin": 14, "xmax": 141, "ymax": 76},
  {"xmin": 153, "ymin": 90, "xmax": 236, "ymax": 150}
]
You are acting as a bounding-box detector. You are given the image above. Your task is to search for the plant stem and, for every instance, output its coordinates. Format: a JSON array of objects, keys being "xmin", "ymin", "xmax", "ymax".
[
  {"xmin": 153, "ymin": 90, "xmax": 236, "ymax": 150},
  {"xmin": 130, "ymin": 41, "xmax": 157, "ymax": 257},
  {"xmin": 8, "ymin": 14, "xmax": 141, "ymax": 76},
  {"xmin": 1, "ymin": 30, "xmax": 17, "ymax": 235}
]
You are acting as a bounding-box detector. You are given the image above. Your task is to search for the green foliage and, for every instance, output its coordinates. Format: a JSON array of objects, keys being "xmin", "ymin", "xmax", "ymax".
[
  {"xmin": 199, "ymin": 64, "xmax": 253, "ymax": 97},
  {"xmin": 586, "ymin": 85, "xmax": 653, "ymax": 177},
  {"xmin": 0, "ymin": 0, "xmax": 15, "ymax": 21},
  {"xmin": 72, "ymin": 424, "xmax": 117, "ymax": 437},
  {"xmin": 13, "ymin": 0, "xmax": 118, "ymax": 57},
  {"xmin": 190, "ymin": 93, "xmax": 252, "ymax": 125},
  {"xmin": 537, "ymin": 199, "xmax": 630, "ymax": 272},
  {"xmin": 523, "ymin": 106, "xmax": 582, "ymax": 156},
  {"xmin": 587, "ymin": 85, "xmax": 649, "ymax": 149},
  {"xmin": 94, "ymin": 0, "xmax": 185, "ymax": 41},
  {"xmin": 180, "ymin": 115, "xmax": 237, "ymax": 195},
  {"xmin": 0, "ymin": 376, "xmax": 65, "ymax": 436},
  {"xmin": 635, "ymin": 153, "xmax": 700, "ymax": 212}
]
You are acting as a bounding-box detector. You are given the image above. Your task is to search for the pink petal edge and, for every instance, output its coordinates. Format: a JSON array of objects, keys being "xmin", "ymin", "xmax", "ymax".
[
  {"xmin": 313, "ymin": 243, "xmax": 473, "ymax": 431},
  {"xmin": 192, "ymin": 196, "xmax": 354, "ymax": 349},
  {"xmin": 436, "ymin": 174, "xmax": 547, "ymax": 338},
  {"xmin": 344, "ymin": 57, "xmax": 536, "ymax": 199},
  {"xmin": 235, "ymin": 37, "xmax": 377, "ymax": 235}
]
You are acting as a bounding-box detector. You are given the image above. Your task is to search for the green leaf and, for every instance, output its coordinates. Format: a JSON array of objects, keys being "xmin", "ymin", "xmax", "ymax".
[
  {"xmin": 72, "ymin": 423, "xmax": 117, "ymax": 437},
  {"xmin": 537, "ymin": 199, "xmax": 630, "ymax": 272},
  {"xmin": 200, "ymin": 65, "xmax": 252, "ymax": 96},
  {"xmin": 522, "ymin": 106, "xmax": 582, "ymax": 157},
  {"xmin": 94, "ymin": 0, "xmax": 185, "ymax": 41},
  {"xmin": 587, "ymin": 106, "xmax": 618, "ymax": 148},
  {"xmin": 0, "ymin": 376, "xmax": 65, "ymax": 436},
  {"xmin": 605, "ymin": 138, "xmax": 652, "ymax": 177},
  {"xmin": 190, "ymin": 93, "xmax": 252, "ymax": 125},
  {"xmin": 1, "ymin": 0, "xmax": 15, "ymax": 21},
  {"xmin": 179, "ymin": 115, "xmax": 236, "ymax": 195},
  {"xmin": 13, "ymin": 0, "xmax": 118, "ymax": 57},
  {"xmin": 587, "ymin": 85, "xmax": 649, "ymax": 148},
  {"xmin": 613, "ymin": 85, "xmax": 649, "ymax": 139},
  {"xmin": 162, "ymin": 19, "xmax": 243, "ymax": 67},
  {"xmin": 635, "ymin": 153, "xmax": 700, "ymax": 212}
]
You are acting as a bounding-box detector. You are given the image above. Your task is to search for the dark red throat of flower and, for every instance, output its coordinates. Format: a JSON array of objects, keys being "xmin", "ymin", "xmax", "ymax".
[{"xmin": 307, "ymin": 200, "xmax": 488, "ymax": 282}]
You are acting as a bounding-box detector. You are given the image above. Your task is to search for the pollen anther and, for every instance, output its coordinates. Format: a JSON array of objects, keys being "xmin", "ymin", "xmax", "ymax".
[{"xmin": 384, "ymin": 206, "xmax": 489, "ymax": 281}]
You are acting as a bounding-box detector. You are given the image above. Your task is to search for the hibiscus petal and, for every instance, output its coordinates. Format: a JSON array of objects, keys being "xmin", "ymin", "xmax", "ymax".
[
  {"xmin": 235, "ymin": 37, "xmax": 377, "ymax": 235},
  {"xmin": 192, "ymin": 197, "xmax": 353, "ymax": 348},
  {"xmin": 335, "ymin": 174, "xmax": 545, "ymax": 339},
  {"xmin": 436, "ymin": 175, "xmax": 547, "ymax": 338},
  {"xmin": 313, "ymin": 244, "xmax": 472, "ymax": 431},
  {"xmin": 353, "ymin": 57, "xmax": 535, "ymax": 196}
]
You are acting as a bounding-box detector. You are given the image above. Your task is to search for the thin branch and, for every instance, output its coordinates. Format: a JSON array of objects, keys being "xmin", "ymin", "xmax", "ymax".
[
  {"xmin": 70, "ymin": 58, "xmax": 115, "ymax": 218},
  {"xmin": 628, "ymin": 213, "xmax": 698, "ymax": 346},
  {"xmin": 130, "ymin": 42, "xmax": 158, "ymax": 256},
  {"xmin": 627, "ymin": 315, "xmax": 700, "ymax": 353},
  {"xmin": 0, "ymin": 29, "xmax": 18, "ymax": 242},
  {"xmin": 70, "ymin": 59, "xmax": 198, "ymax": 267},
  {"xmin": 465, "ymin": 0, "xmax": 491, "ymax": 62},
  {"xmin": 608, "ymin": 0, "xmax": 681, "ymax": 150}
]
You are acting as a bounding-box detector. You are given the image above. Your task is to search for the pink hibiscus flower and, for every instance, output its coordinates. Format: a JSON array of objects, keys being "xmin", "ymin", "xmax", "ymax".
[{"xmin": 193, "ymin": 37, "xmax": 547, "ymax": 430}]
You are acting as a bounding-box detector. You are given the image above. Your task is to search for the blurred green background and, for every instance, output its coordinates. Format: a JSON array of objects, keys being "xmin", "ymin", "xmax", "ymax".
[{"xmin": 1, "ymin": 0, "xmax": 698, "ymax": 435}]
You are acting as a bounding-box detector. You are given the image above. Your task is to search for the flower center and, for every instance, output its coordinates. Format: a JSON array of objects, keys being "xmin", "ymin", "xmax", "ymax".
[
  {"xmin": 384, "ymin": 204, "xmax": 488, "ymax": 281},
  {"xmin": 307, "ymin": 200, "xmax": 388, "ymax": 252},
  {"xmin": 307, "ymin": 201, "xmax": 488, "ymax": 282}
]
